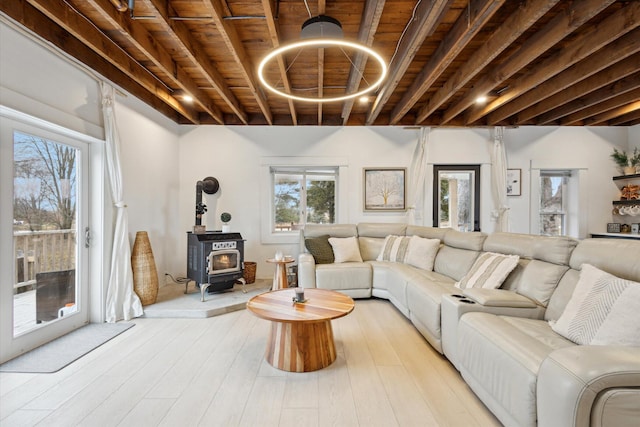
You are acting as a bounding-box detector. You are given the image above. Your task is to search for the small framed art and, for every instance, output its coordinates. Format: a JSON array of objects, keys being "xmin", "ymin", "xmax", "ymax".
[
  {"xmin": 631, "ymin": 223, "xmax": 639, "ymax": 234},
  {"xmin": 607, "ymin": 223, "xmax": 621, "ymax": 233},
  {"xmin": 363, "ymin": 167, "xmax": 406, "ymax": 212},
  {"xmin": 506, "ymin": 169, "xmax": 521, "ymax": 196}
]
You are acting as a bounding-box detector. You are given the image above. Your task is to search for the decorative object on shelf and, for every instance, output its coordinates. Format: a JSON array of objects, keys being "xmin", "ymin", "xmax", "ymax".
[
  {"xmin": 621, "ymin": 224, "xmax": 631, "ymax": 233},
  {"xmin": 607, "ymin": 223, "xmax": 621, "ymax": 233},
  {"xmin": 131, "ymin": 231, "xmax": 159, "ymax": 305},
  {"xmin": 610, "ymin": 148, "xmax": 640, "ymax": 175},
  {"xmin": 632, "ymin": 223, "xmax": 639, "ymax": 234},
  {"xmin": 220, "ymin": 212, "xmax": 231, "ymax": 232},
  {"xmin": 363, "ymin": 167, "xmax": 407, "ymax": 211},
  {"xmin": 620, "ymin": 184, "xmax": 640, "ymax": 200},
  {"xmin": 506, "ymin": 168, "xmax": 522, "ymax": 196}
]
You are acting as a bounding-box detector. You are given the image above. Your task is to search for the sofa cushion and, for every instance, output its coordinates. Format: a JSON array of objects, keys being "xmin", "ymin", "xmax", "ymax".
[
  {"xmin": 532, "ymin": 236, "xmax": 578, "ymax": 265},
  {"xmin": 551, "ymin": 264, "xmax": 640, "ymax": 346},
  {"xmin": 315, "ymin": 262, "xmax": 371, "ymax": 291},
  {"xmin": 377, "ymin": 235, "xmax": 440, "ymax": 271},
  {"xmin": 304, "ymin": 234, "xmax": 334, "ymax": 264},
  {"xmin": 329, "ymin": 236, "xmax": 363, "ymax": 263},
  {"xmin": 516, "ymin": 260, "xmax": 569, "ymax": 307},
  {"xmin": 434, "ymin": 245, "xmax": 481, "ymax": 282},
  {"xmin": 455, "ymin": 252, "xmax": 519, "ymax": 290},
  {"xmin": 443, "ymin": 229, "xmax": 487, "ymax": 251}
]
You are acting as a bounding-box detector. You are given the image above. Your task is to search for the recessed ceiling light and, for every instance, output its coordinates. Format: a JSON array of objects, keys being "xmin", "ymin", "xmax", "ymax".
[
  {"xmin": 183, "ymin": 95, "xmax": 193, "ymax": 103},
  {"xmin": 475, "ymin": 95, "xmax": 488, "ymax": 104},
  {"xmin": 359, "ymin": 96, "xmax": 370, "ymax": 104}
]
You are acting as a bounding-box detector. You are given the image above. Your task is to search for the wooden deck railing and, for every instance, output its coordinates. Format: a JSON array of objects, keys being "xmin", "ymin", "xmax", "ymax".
[{"xmin": 13, "ymin": 229, "xmax": 76, "ymax": 292}]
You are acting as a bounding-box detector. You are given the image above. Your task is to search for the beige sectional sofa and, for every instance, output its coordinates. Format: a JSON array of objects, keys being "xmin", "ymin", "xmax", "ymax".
[{"xmin": 297, "ymin": 222, "xmax": 640, "ymax": 427}]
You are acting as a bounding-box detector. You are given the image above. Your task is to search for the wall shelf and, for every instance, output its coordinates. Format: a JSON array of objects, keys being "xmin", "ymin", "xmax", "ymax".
[
  {"xmin": 612, "ymin": 173, "xmax": 640, "ymax": 181},
  {"xmin": 612, "ymin": 200, "xmax": 640, "ymax": 205}
]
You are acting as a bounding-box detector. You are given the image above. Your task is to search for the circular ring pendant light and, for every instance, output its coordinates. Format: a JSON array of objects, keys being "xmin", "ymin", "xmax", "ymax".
[{"xmin": 257, "ymin": 15, "xmax": 388, "ymax": 103}]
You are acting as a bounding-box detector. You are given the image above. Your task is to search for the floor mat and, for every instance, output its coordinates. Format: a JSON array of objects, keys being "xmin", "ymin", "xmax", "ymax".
[{"xmin": 0, "ymin": 322, "xmax": 134, "ymax": 373}]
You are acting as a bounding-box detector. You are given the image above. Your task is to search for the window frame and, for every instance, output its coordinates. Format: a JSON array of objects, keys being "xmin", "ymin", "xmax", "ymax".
[{"xmin": 260, "ymin": 157, "xmax": 348, "ymax": 244}]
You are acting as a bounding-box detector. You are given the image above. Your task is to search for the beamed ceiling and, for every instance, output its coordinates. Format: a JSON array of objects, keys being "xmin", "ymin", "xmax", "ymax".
[{"xmin": 3, "ymin": 0, "xmax": 640, "ymax": 126}]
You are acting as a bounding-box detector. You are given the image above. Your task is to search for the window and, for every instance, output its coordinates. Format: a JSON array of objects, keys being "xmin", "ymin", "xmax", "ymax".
[
  {"xmin": 271, "ymin": 167, "xmax": 337, "ymax": 232},
  {"xmin": 539, "ymin": 170, "xmax": 571, "ymax": 236},
  {"xmin": 433, "ymin": 165, "xmax": 481, "ymax": 231}
]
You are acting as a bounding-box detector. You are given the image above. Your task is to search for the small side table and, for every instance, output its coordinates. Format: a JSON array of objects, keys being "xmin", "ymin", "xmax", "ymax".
[{"xmin": 266, "ymin": 258, "xmax": 294, "ymax": 290}]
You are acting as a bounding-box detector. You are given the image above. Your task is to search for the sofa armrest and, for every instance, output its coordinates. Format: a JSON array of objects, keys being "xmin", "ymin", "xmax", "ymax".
[
  {"xmin": 441, "ymin": 293, "xmax": 545, "ymax": 370},
  {"xmin": 537, "ymin": 346, "xmax": 640, "ymax": 427},
  {"xmin": 297, "ymin": 253, "xmax": 317, "ymax": 288},
  {"xmin": 462, "ymin": 288, "xmax": 538, "ymax": 308}
]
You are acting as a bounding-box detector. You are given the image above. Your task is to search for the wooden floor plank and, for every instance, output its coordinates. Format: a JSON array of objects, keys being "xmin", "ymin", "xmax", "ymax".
[{"xmin": 1, "ymin": 298, "xmax": 501, "ymax": 427}]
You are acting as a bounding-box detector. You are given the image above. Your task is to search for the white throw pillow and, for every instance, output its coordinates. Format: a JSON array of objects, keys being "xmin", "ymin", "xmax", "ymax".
[
  {"xmin": 376, "ymin": 235, "xmax": 440, "ymax": 271},
  {"xmin": 551, "ymin": 264, "xmax": 640, "ymax": 346},
  {"xmin": 328, "ymin": 236, "xmax": 363, "ymax": 263},
  {"xmin": 455, "ymin": 252, "xmax": 520, "ymax": 289}
]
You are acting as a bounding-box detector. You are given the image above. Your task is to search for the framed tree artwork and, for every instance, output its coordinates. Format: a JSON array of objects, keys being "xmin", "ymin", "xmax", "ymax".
[
  {"xmin": 507, "ymin": 168, "xmax": 521, "ymax": 196},
  {"xmin": 363, "ymin": 167, "xmax": 406, "ymax": 212}
]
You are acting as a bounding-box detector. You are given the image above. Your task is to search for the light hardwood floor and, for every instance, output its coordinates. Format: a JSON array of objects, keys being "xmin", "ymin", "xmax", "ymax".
[{"xmin": 0, "ymin": 299, "xmax": 501, "ymax": 426}]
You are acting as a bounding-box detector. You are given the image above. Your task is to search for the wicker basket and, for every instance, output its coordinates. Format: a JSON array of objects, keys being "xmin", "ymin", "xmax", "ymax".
[
  {"xmin": 243, "ymin": 261, "xmax": 257, "ymax": 284},
  {"xmin": 131, "ymin": 231, "xmax": 159, "ymax": 305}
]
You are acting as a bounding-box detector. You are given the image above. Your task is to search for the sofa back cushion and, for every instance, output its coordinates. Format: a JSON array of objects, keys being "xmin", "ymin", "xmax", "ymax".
[
  {"xmin": 443, "ymin": 229, "xmax": 487, "ymax": 251},
  {"xmin": 546, "ymin": 238, "xmax": 640, "ymax": 321},
  {"xmin": 434, "ymin": 246, "xmax": 482, "ymax": 282},
  {"xmin": 532, "ymin": 236, "xmax": 578, "ymax": 265},
  {"xmin": 356, "ymin": 223, "xmax": 408, "ymax": 261},
  {"xmin": 301, "ymin": 224, "xmax": 357, "ymax": 253},
  {"xmin": 482, "ymin": 232, "xmax": 535, "ymax": 258},
  {"xmin": 406, "ymin": 225, "xmax": 448, "ymax": 241},
  {"xmin": 517, "ymin": 261, "xmax": 569, "ymax": 306}
]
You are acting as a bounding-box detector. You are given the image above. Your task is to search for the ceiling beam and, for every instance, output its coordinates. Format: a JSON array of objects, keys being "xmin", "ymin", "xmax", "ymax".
[
  {"xmin": 561, "ymin": 88, "xmax": 640, "ymax": 125},
  {"xmin": 142, "ymin": 0, "xmax": 249, "ymax": 124},
  {"xmin": 415, "ymin": 0, "xmax": 559, "ymax": 125},
  {"xmin": 1, "ymin": 0, "xmax": 182, "ymax": 122},
  {"xmin": 586, "ymin": 99, "xmax": 640, "ymax": 126},
  {"xmin": 23, "ymin": 0, "xmax": 200, "ymax": 123},
  {"xmin": 469, "ymin": 1, "xmax": 640, "ymax": 125},
  {"xmin": 442, "ymin": 0, "xmax": 614, "ymax": 125},
  {"xmin": 389, "ymin": 0, "xmax": 504, "ymax": 125},
  {"xmin": 260, "ymin": 0, "xmax": 297, "ymax": 125},
  {"xmin": 608, "ymin": 108, "xmax": 640, "ymax": 126},
  {"xmin": 526, "ymin": 56, "xmax": 640, "ymax": 125},
  {"xmin": 341, "ymin": 0, "xmax": 386, "ymax": 125},
  {"xmin": 202, "ymin": 0, "xmax": 273, "ymax": 125},
  {"xmin": 86, "ymin": 0, "xmax": 224, "ymax": 124},
  {"xmin": 365, "ymin": 0, "xmax": 452, "ymax": 125}
]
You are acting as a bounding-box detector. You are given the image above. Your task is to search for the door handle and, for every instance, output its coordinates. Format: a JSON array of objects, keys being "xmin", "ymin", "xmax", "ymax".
[{"xmin": 85, "ymin": 227, "xmax": 91, "ymax": 248}]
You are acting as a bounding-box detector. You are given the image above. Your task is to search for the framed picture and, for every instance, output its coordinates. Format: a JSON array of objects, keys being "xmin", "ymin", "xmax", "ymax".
[
  {"xmin": 506, "ymin": 169, "xmax": 521, "ymax": 196},
  {"xmin": 363, "ymin": 167, "xmax": 406, "ymax": 212},
  {"xmin": 631, "ymin": 223, "xmax": 639, "ymax": 234}
]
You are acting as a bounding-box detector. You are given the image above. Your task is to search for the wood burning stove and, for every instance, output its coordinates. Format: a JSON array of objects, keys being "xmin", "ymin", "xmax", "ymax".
[{"xmin": 186, "ymin": 231, "xmax": 245, "ymax": 301}]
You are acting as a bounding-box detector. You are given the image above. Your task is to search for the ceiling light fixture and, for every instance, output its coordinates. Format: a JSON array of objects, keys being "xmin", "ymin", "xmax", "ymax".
[
  {"xmin": 475, "ymin": 95, "xmax": 488, "ymax": 104},
  {"xmin": 257, "ymin": 15, "xmax": 387, "ymax": 103}
]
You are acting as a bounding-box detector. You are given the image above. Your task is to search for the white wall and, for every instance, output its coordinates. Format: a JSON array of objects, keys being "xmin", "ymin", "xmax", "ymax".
[{"xmin": 505, "ymin": 127, "xmax": 628, "ymax": 235}]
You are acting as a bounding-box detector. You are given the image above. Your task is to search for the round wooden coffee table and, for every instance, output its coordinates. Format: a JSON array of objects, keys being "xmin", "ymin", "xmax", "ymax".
[{"xmin": 246, "ymin": 288, "xmax": 355, "ymax": 372}]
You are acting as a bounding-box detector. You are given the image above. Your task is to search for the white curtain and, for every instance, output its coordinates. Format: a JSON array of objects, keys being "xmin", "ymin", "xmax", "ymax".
[
  {"xmin": 407, "ymin": 127, "xmax": 429, "ymax": 225},
  {"xmin": 101, "ymin": 82, "xmax": 143, "ymax": 323},
  {"xmin": 491, "ymin": 127, "xmax": 510, "ymax": 232}
]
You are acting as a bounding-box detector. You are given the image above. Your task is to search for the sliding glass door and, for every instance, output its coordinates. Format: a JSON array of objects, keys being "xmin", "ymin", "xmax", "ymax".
[{"xmin": 0, "ymin": 113, "xmax": 90, "ymax": 363}]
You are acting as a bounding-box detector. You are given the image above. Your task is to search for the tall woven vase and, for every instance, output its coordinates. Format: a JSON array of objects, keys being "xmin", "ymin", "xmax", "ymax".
[{"xmin": 131, "ymin": 231, "xmax": 159, "ymax": 305}]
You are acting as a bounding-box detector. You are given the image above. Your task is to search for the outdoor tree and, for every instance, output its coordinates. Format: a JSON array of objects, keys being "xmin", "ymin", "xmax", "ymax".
[
  {"xmin": 13, "ymin": 133, "xmax": 76, "ymax": 230},
  {"xmin": 274, "ymin": 178, "xmax": 300, "ymax": 225},
  {"xmin": 306, "ymin": 180, "xmax": 335, "ymax": 223}
]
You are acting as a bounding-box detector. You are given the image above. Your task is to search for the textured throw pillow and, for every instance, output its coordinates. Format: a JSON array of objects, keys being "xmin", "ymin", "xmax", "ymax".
[
  {"xmin": 551, "ymin": 264, "xmax": 640, "ymax": 346},
  {"xmin": 304, "ymin": 235, "xmax": 334, "ymax": 264},
  {"xmin": 455, "ymin": 252, "xmax": 520, "ymax": 289},
  {"xmin": 328, "ymin": 236, "xmax": 363, "ymax": 263},
  {"xmin": 377, "ymin": 235, "xmax": 440, "ymax": 271}
]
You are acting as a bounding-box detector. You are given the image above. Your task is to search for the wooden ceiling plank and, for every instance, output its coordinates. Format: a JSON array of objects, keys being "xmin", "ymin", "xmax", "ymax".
[
  {"xmin": 585, "ymin": 99, "xmax": 640, "ymax": 126},
  {"xmin": 260, "ymin": 0, "xmax": 297, "ymax": 125},
  {"xmin": 202, "ymin": 0, "xmax": 273, "ymax": 124},
  {"xmin": 23, "ymin": 0, "xmax": 199, "ymax": 123},
  {"xmin": 341, "ymin": 0, "xmax": 386, "ymax": 125},
  {"xmin": 442, "ymin": 0, "xmax": 614, "ymax": 125},
  {"xmin": 486, "ymin": 26, "xmax": 640, "ymax": 125},
  {"xmin": 528, "ymin": 56, "xmax": 640, "ymax": 125},
  {"xmin": 366, "ymin": 0, "xmax": 453, "ymax": 125},
  {"xmin": 317, "ymin": 0, "xmax": 325, "ymax": 126},
  {"xmin": 86, "ymin": 0, "xmax": 223, "ymax": 124},
  {"xmin": 470, "ymin": 1, "xmax": 640, "ymax": 125},
  {"xmin": 390, "ymin": 0, "xmax": 505, "ymax": 125},
  {"xmin": 561, "ymin": 88, "xmax": 640, "ymax": 125},
  {"xmin": 608, "ymin": 109, "xmax": 640, "ymax": 126},
  {"xmin": 416, "ymin": 0, "xmax": 559, "ymax": 125},
  {"xmin": 2, "ymin": 0, "xmax": 182, "ymax": 122},
  {"xmin": 142, "ymin": 0, "xmax": 248, "ymax": 124}
]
